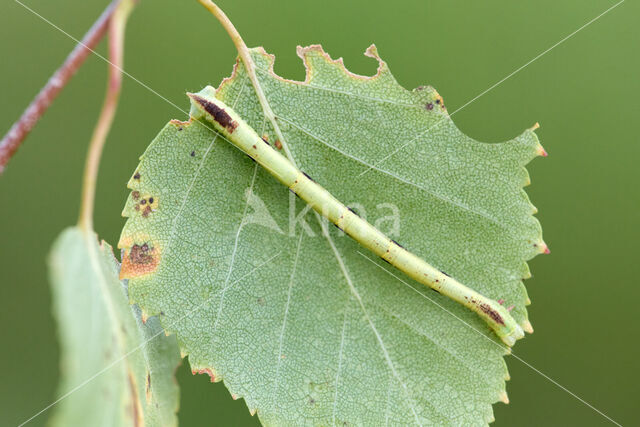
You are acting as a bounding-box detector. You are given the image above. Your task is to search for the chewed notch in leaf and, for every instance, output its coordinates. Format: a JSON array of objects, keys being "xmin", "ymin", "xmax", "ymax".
[{"xmin": 119, "ymin": 44, "xmax": 546, "ymax": 425}]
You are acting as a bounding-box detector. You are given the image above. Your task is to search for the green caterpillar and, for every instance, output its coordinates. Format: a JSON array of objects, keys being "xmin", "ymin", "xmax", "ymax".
[{"xmin": 188, "ymin": 91, "xmax": 524, "ymax": 346}]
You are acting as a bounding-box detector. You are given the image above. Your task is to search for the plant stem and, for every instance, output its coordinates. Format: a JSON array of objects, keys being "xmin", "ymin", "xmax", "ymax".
[
  {"xmin": 0, "ymin": 0, "xmax": 120, "ymax": 174},
  {"xmin": 78, "ymin": 0, "xmax": 137, "ymax": 231},
  {"xmin": 197, "ymin": 0, "xmax": 295, "ymax": 162}
]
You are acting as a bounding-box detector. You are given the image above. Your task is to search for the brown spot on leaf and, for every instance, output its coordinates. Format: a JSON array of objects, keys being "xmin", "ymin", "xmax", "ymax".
[
  {"xmin": 142, "ymin": 205, "xmax": 152, "ymax": 218},
  {"xmin": 426, "ymin": 103, "xmax": 434, "ymax": 110},
  {"xmin": 133, "ymin": 172, "xmax": 140, "ymax": 180},
  {"xmin": 145, "ymin": 372, "xmax": 152, "ymax": 403},
  {"xmin": 120, "ymin": 243, "xmax": 160, "ymax": 279},
  {"xmin": 275, "ymin": 139, "xmax": 282, "ymax": 150},
  {"xmin": 132, "ymin": 191, "xmax": 140, "ymax": 200}
]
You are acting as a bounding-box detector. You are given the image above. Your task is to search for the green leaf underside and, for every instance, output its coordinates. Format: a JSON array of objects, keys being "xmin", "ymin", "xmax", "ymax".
[
  {"xmin": 49, "ymin": 228, "xmax": 180, "ymax": 427},
  {"xmin": 119, "ymin": 45, "xmax": 544, "ymax": 425}
]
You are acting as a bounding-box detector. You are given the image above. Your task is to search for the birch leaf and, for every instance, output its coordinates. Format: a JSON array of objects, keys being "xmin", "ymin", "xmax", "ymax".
[
  {"xmin": 119, "ymin": 45, "xmax": 545, "ymax": 425},
  {"xmin": 49, "ymin": 227, "xmax": 180, "ymax": 427}
]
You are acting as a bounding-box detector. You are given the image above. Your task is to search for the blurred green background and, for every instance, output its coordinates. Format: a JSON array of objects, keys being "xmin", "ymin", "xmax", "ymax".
[{"xmin": 1, "ymin": 0, "xmax": 638, "ymax": 425}]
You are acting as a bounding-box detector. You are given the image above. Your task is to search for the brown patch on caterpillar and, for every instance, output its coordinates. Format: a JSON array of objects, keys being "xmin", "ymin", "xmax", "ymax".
[
  {"xmin": 120, "ymin": 243, "xmax": 160, "ymax": 279},
  {"xmin": 468, "ymin": 297, "xmax": 505, "ymax": 326},
  {"xmin": 479, "ymin": 303, "xmax": 505, "ymax": 326},
  {"xmin": 190, "ymin": 94, "xmax": 238, "ymax": 133}
]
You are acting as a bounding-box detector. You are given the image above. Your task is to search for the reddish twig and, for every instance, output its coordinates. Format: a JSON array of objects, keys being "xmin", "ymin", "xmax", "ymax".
[{"xmin": 0, "ymin": 0, "xmax": 120, "ymax": 174}]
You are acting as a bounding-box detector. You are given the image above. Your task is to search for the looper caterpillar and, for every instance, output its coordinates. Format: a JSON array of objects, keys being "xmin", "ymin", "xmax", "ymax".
[{"xmin": 188, "ymin": 91, "xmax": 525, "ymax": 346}]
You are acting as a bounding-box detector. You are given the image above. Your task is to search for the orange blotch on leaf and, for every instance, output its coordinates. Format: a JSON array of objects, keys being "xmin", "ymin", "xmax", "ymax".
[{"xmin": 120, "ymin": 242, "xmax": 160, "ymax": 279}]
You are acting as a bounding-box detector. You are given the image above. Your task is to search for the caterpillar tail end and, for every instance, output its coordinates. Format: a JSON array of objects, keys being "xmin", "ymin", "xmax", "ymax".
[
  {"xmin": 483, "ymin": 301, "xmax": 525, "ymax": 347},
  {"xmin": 499, "ymin": 323, "xmax": 524, "ymax": 347}
]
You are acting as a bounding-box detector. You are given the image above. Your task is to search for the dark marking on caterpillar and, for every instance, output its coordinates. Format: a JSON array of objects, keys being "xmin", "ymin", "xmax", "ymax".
[
  {"xmin": 252, "ymin": 144, "xmax": 257, "ymax": 149},
  {"xmin": 302, "ymin": 171, "xmax": 316, "ymax": 183},
  {"xmin": 192, "ymin": 95, "xmax": 238, "ymax": 133},
  {"xmin": 333, "ymin": 222, "xmax": 344, "ymax": 232},
  {"xmin": 391, "ymin": 239, "xmax": 405, "ymax": 250},
  {"xmin": 380, "ymin": 256, "xmax": 391, "ymax": 265},
  {"xmin": 441, "ymin": 270, "xmax": 451, "ymax": 278},
  {"xmin": 479, "ymin": 303, "xmax": 505, "ymax": 326},
  {"xmin": 246, "ymin": 154, "xmax": 256, "ymax": 163},
  {"xmin": 262, "ymin": 137, "xmax": 271, "ymax": 146},
  {"xmin": 289, "ymin": 188, "xmax": 301, "ymax": 199},
  {"xmin": 347, "ymin": 206, "xmax": 362, "ymax": 217}
]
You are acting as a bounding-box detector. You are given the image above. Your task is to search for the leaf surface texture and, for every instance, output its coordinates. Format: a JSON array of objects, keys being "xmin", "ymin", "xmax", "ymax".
[{"xmin": 119, "ymin": 45, "xmax": 545, "ymax": 425}]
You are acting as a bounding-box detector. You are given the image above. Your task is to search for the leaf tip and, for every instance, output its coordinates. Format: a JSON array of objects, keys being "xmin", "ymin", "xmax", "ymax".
[
  {"xmin": 539, "ymin": 241, "xmax": 551, "ymax": 254},
  {"xmin": 499, "ymin": 391, "xmax": 510, "ymax": 404}
]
